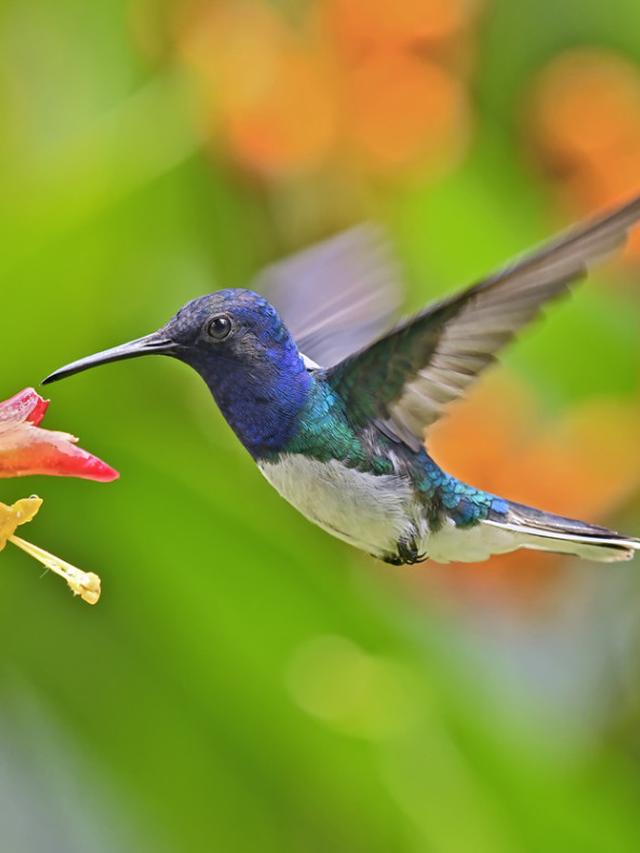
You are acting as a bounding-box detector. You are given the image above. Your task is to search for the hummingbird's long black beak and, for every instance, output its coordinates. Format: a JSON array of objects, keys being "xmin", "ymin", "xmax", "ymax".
[{"xmin": 42, "ymin": 333, "xmax": 175, "ymax": 385}]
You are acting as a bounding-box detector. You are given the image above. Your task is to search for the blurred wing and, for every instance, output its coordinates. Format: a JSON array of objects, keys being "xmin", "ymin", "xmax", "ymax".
[
  {"xmin": 327, "ymin": 195, "xmax": 640, "ymax": 449},
  {"xmin": 254, "ymin": 225, "xmax": 402, "ymax": 367}
]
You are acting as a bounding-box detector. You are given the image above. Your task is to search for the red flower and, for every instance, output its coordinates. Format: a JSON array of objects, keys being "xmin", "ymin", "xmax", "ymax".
[
  {"xmin": 0, "ymin": 387, "xmax": 118, "ymax": 482},
  {"xmin": 0, "ymin": 388, "xmax": 118, "ymax": 605}
]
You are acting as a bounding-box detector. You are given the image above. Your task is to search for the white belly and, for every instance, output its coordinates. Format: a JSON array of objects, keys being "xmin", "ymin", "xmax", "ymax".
[{"xmin": 258, "ymin": 454, "xmax": 421, "ymax": 559}]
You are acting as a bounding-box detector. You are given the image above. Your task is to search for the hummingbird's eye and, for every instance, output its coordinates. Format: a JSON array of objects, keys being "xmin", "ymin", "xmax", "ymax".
[{"xmin": 206, "ymin": 314, "xmax": 233, "ymax": 341}]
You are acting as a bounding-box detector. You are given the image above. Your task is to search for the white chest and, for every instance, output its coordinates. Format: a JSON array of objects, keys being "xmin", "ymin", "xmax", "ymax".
[{"xmin": 258, "ymin": 454, "xmax": 419, "ymax": 558}]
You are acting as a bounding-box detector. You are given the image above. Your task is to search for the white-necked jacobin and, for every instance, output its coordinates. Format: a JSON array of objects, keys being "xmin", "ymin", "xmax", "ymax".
[{"xmin": 43, "ymin": 197, "xmax": 640, "ymax": 565}]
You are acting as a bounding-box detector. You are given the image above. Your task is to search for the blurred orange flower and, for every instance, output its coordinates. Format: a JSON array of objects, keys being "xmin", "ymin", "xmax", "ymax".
[
  {"xmin": 529, "ymin": 49, "xmax": 640, "ymax": 259},
  {"xmin": 345, "ymin": 50, "xmax": 468, "ymax": 174},
  {"xmin": 176, "ymin": 0, "xmax": 482, "ymax": 179},
  {"xmin": 424, "ymin": 375, "xmax": 640, "ymax": 605}
]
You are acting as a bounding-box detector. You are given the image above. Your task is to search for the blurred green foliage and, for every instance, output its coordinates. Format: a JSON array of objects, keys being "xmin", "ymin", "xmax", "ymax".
[{"xmin": 1, "ymin": 1, "xmax": 640, "ymax": 851}]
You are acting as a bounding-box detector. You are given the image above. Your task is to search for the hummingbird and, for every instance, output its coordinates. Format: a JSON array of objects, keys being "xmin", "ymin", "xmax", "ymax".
[{"xmin": 44, "ymin": 197, "xmax": 640, "ymax": 565}]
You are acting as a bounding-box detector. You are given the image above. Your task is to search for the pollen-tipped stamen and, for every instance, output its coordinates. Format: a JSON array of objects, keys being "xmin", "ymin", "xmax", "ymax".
[{"xmin": 9, "ymin": 534, "xmax": 101, "ymax": 604}]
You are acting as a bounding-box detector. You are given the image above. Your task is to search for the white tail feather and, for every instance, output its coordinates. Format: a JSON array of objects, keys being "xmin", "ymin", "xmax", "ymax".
[{"xmin": 484, "ymin": 519, "xmax": 640, "ymax": 563}]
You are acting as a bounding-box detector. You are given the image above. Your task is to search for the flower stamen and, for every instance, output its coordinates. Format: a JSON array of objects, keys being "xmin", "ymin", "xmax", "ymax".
[{"xmin": 8, "ymin": 534, "xmax": 101, "ymax": 605}]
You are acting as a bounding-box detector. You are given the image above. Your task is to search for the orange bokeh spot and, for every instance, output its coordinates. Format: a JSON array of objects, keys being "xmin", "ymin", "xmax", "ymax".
[
  {"xmin": 178, "ymin": 0, "xmax": 478, "ymax": 181},
  {"xmin": 531, "ymin": 50, "xmax": 640, "ymax": 164},
  {"xmin": 426, "ymin": 376, "xmax": 640, "ymax": 605},
  {"xmin": 179, "ymin": 1, "xmax": 287, "ymax": 99},
  {"xmin": 225, "ymin": 49, "xmax": 338, "ymax": 177},
  {"xmin": 179, "ymin": 1, "xmax": 337, "ymax": 177},
  {"xmin": 530, "ymin": 49, "xmax": 640, "ymax": 259},
  {"xmin": 431, "ymin": 377, "xmax": 640, "ymax": 524},
  {"xmin": 558, "ymin": 156, "xmax": 640, "ymax": 257},
  {"xmin": 345, "ymin": 50, "xmax": 468, "ymax": 173}
]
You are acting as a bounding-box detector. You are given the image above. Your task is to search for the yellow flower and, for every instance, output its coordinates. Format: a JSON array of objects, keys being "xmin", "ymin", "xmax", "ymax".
[{"xmin": 0, "ymin": 496, "xmax": 101, "ymax": 605}]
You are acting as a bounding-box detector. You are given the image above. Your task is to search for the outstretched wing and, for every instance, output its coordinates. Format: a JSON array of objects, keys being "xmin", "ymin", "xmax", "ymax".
[
  {"xmin": 326, "ymin": 195, "xmax": 640, "ymax": 450},
  {"xmin": 254, "ymin": 225, "xmax": 402, "ymax": 367}
]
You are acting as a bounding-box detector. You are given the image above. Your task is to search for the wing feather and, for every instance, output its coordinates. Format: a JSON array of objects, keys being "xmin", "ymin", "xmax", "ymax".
[
  {"xmin": 327, "ymin": 195, "xmax": 640, "ymax": 449},
  {"xmin": 255, "ymin": 225, "xmax": 402, "ymax": 367}
]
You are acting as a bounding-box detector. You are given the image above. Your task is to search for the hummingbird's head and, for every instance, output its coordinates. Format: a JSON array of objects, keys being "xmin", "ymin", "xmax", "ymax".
[{"xmin": 43, "ymin": 289, "xmax": 312, "ymax": 457}]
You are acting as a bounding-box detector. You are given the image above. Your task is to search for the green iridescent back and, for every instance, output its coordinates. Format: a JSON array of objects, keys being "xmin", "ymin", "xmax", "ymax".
[{"xmin": 275, "ymin": 377, "xmax": 508, "ymax": 530}]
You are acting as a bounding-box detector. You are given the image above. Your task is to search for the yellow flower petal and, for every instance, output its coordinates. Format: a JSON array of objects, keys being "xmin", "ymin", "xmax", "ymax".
[
  {"xmin": 0, "ymin": 496, "xmax": 42, "ymax": 550},
  {"xmin": 1, "ymin": 496, "xmax": 101, "ymax": 604}
]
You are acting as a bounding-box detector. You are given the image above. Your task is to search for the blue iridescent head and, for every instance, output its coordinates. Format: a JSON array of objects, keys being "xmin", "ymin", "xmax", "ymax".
[{"xmin": 43, "ymin": 289, "xmax": 312, "ymax": 457}]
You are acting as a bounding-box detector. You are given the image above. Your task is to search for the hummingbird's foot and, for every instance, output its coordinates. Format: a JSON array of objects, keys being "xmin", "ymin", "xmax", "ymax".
[{"xmin": 382, "ymin": 534, "xmax": 428, "ymax": 566}]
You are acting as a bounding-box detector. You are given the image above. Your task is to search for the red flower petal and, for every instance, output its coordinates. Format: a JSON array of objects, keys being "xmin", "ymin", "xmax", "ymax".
[
  {"xmin": 0, "ymin": 388, "xmax": 119, "ymax": 482},
  {"xmin": 0, "ymin": 387, "xmax": 49, "ymax": 427}
]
